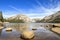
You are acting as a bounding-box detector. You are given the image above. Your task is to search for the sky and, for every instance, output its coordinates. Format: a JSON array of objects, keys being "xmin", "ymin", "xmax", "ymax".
[{"xmin": 0, "ymin": 0, "xmax": 60, "ymax": 19}]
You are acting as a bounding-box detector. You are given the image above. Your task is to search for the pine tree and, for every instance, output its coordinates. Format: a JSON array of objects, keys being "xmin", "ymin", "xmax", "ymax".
[{"xmin": 0, "ymin": 11, "xmax": 4, "ymax": 22}]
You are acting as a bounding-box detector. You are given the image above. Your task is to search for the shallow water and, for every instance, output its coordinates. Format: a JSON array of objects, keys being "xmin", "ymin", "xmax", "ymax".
[{"xmin": 0, "ymin": 23, "xmax": 60, "ymax": 40}]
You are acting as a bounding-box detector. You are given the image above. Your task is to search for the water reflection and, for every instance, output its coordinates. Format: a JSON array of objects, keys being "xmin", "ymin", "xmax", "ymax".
[
  {"xmin": 0, "ymin": 23, "xmax": 60, "ymax": 40},
  {"xmin": 0, "ymin": 25, "xmax": 4, "ymax": 36},
  {"xmin": 5, "ymin": 23, "xmax": 30, "ymax": 32},
  {"xmin": 0, "ymin": 30, "xmax": 2, "ymax": 36},
  {"xmin": 1, "ymin": 29, "xmax": 20, "ymax": 38}
]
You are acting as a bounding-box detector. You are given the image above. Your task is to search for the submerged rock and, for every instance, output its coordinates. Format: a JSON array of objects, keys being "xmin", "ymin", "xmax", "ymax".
[
  {"xmin": 21, "ymin": 31, "xmax": 34, "ymax": 39},
  {"xmin": 45, "ymin": 24, "xmax": 52, "ymax": 30},
  {"xmin": 32, "ymin": 27, "xmax": 37, "ymax": 30},
  {"xmin": 5, "ymin": 28, "xmax": 12, "ymax": 32}
]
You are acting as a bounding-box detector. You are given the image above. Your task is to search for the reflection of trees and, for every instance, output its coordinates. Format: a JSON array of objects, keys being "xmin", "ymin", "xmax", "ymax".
[{"xmin": 0, "ymin": 29, "xmax": 2, "ymax": 36}]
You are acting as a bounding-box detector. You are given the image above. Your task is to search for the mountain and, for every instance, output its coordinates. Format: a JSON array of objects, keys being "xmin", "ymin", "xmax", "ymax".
[
  {"xmin": 32, "ymin": 18, "xmax": 41, "ymax": 23},
  {"xmin": 7, "ymin": 14, "xmax": 31, "ymax": 23},
  {"xmin": 40, "ymin": 11, "xmax": 60, "ymax": 23}
]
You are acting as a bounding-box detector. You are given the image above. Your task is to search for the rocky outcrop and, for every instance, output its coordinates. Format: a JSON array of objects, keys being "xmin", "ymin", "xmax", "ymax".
[
  {"xmin": 51, "ymin": 27, "xmax": 60, "ymax": 34},
  {"xmin": 53, "ymin": 24, "xmax": 60, "ymax": 27}
]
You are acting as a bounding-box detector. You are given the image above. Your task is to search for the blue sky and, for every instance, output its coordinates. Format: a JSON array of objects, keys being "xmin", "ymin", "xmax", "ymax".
[{"xmin": 0, "ymin": 0, "xmax": 60, "ymax": 19}]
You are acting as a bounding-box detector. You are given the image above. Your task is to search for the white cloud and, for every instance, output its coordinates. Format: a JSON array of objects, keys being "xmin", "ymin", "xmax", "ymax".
[{"xmin": 3, "ymin": 0, "xmax": 60, "ymax": 19}]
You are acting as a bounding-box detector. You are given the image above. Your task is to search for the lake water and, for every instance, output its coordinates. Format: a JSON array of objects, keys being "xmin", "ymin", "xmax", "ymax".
[{"xmin": 0, "ymin": 23, "xmax": 60, "ymax": 40}]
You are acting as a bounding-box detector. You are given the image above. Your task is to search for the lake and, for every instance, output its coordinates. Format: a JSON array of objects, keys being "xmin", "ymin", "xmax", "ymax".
[{"xmin": 0, "ymin": 23, "xmax": 60, "ymax": 40}]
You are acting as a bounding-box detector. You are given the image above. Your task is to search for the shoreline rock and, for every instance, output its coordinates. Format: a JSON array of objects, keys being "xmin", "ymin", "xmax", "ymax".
[
  {"xmin": 51, "ymin": 27, "xmax": 60, "ymax": 34},
  {"xmin": 53, "ymin": 24, "xmax": 60, "ymax": 27}
]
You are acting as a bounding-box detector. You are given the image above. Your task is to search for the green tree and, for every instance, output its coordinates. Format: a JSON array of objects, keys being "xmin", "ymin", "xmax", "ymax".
[
  {"xmin": 0, "ymin": 11, "xmax": 4, "ymax": 22},
  {"xmin": 5, "ymin": 19, "xmax": 25, "ymax": 23}
]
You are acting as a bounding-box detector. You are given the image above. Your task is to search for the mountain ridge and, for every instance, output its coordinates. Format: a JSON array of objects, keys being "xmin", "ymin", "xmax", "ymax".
[{"xmin": 40, "ymin": 11, "xmax": 60, "ymax": 23}]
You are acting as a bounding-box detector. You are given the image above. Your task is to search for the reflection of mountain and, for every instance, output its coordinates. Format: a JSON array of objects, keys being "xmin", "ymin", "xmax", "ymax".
[
  {"xmin": 7, "ymin": 14, "xmax": 31, "ymax": 23},
  {"xmin": 40, "ymin": 11, "xmax": 60, "ymax": 23},
  {"xmin": 5, "ymin": 23, "xmax": 30, "ymax": 32}
]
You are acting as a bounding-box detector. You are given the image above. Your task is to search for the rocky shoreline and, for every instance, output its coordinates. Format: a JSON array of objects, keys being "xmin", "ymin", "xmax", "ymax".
[
  {"xmin": 45, "ymin": 24, "xmax": 60, "ymax": 36},
  {"xmin": 50, "ymin": 28, "xmax": 60, "ymax": 36}
]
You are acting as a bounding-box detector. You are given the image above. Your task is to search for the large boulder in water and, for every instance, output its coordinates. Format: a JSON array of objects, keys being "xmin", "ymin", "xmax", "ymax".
[{"xmin": 21, "ymin": 31, "xmax": 34, "ymax": 39}]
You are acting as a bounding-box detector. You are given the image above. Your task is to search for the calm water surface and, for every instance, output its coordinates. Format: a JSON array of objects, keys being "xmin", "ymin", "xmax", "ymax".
[{"xmin": 0, "ymin": 23, "xmax": 60, "ymax": 40}]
